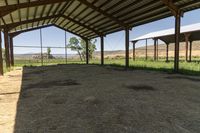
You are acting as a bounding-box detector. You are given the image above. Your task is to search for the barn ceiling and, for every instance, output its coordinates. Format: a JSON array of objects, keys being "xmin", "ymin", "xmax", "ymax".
[{"xmin": 0, "ymin": 0, "xmax": 200, "ymax": 39}]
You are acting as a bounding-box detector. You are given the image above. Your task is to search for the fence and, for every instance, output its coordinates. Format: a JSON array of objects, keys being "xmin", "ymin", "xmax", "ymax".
[{"xmin": 14, "ymin": 45, "xmax": 84, "ymax": 67}]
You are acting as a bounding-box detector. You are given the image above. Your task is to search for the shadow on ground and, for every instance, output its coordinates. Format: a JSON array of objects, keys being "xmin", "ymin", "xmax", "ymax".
[{"xmin": 13, "ymin": 64, "xmax": 200, "ymax": 133}]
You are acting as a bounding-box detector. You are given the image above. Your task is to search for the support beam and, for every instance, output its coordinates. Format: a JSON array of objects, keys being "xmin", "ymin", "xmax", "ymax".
[
  {"xmin": 100, "ymin": 36, "xmax": 104, "ymax": 65},
  {"xmin": 125, "ymin": 28, "xmax": 130, "ymax": 68},
  {"xmin": 157, "ymin": 39, "xmax": 159, "ymax": 61},
  {"xmin": 9, "ymin": 36, "xmax": 14, "ymax": 66},
  {"xmin": 166, "ymin": 43, "xmax": 169, "ymax": 62},
  {"xmin": 174, "ymin": 13, "xmax": 181, "ymax": 72},
  {"xmin": 160, "ymin": 0, "xmax": 180, "ymax": 17},
  {"xmin": 161, "ymin": 0, "xmax": 182, "ymax": 72},
  {"xmin": 184, "ymin": 33, "xmax": 191, "ymax": 62},
  {"xmin": 0, "ymin": 0, "xmax": 68, "ymax": 17},
  {"xmin": 4, "ymin": 29, "xmax": 11, "ymax": 69},
  {"xmin": 132, "ymin": 42, "xmax": 136, "ymax": 61},
  {"xmin": 174, "ymin": 14, "xmax": 181, "ymax": 72},
  {"xmin": 189, "ymin": 41, "xmax": 193, "ymax": 62},
  {"xmin": 0, "ymin": 32, "xmax": 3, "ymax": 76},
  {"xmin": 154, "ymin": 38, "xmax": 157, "ymax": 61}
]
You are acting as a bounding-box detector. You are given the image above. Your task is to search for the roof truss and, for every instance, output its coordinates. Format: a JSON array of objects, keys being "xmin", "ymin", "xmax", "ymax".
[
  {"xmin": 0, "ymin": 0, "xmax": 69, "ymax": 17},
  {"xmin": 0, "ymin": 0, "xmax": 199, "ymax": 39}
]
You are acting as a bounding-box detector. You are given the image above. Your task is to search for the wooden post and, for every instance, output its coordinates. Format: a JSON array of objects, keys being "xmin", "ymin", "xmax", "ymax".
[
  {"xmin": 4, "ymin": 29, "xmax": 11, "ymax": 69},
  {"xmin": 65, "ymin": 31, "xmax": 67, "ymax": 64},
  {"xmin": 154, "ymin": 38, "xmax": 157, "ymax": 61},
  {"xmin": 0, "ymin": 32, "xmax": 3, "ymax": 76},
  {"xmin": 132, "ymin": 42, "xmax": 136, "ymax": 61},
  {"xmin": 156, "ymin": 39, "xmax": 159, "ymax": 61},
  {"xmin": 125, "ymin": 28, "xmax": 129, "ymax": 68},
  {"xmin": 100, "ymin": 36, "xmax": 104, "ymax": 65},
  {"xmin": 166, "ymin": 43, "xmax": 169, "ymax": 62},
  {"xmin": 85, "ymin": 38, "xmax": 89, "ymax": 64},
  {"xmin": 9, "ymin": 36, "xmax": 14, "ymax": 66},
  {"xmin": 184, "ymin": 33, "xmax": 190, "ymax": 62},
  {"xmin": 145, "ymin": 39, "xmax": 148, "ymax": 60},
  {"xmin": 174, "ymin": 14, "xmax": 181, "ymax": 72},
  {"xmin": 189, "ymin": 41, "xmax": 193, "ymax": 62}
]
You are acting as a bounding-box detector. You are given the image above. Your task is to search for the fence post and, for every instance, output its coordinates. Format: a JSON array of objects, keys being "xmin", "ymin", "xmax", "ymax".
[
  {"xmin": 40, "ymin": 29, "xmax": 43, "ymax": 66},
  {"xmin": 65, "ymin": 31, "xmax": 68, "ymax": 64}
]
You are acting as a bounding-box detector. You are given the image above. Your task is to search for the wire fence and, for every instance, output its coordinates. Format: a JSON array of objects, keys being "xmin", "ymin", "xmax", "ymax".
[
  {"xmin": 13, "ymin": 45, "xmax": 200, "ymax": 67},
  {"xmin": 14, "ymin": 45, "xmax": 84, "ymax": 67}
]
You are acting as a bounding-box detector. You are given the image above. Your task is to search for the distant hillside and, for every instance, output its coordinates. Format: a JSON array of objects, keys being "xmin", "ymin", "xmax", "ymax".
[{"xmin": 94, "ymin": 41, "xmax": 200, "ymax": 58}]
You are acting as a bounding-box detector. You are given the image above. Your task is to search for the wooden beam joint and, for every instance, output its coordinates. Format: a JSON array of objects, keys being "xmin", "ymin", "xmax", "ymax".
[{"xmin": 161, "ymin": 0, "xmax": 183, "ymax": 17}]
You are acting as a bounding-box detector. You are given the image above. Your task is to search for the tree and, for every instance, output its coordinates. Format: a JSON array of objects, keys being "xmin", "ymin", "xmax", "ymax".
[
  {"xmin": 80, "ymin": 39, "xmax": 97, "ymax": 59},
  {"xmin": 67, "ymin": 37, "xmax": 83, "ymax": 61},
  {"xmin": 67, "ymin": 37, "xmax": 97, "ymax": 61}
]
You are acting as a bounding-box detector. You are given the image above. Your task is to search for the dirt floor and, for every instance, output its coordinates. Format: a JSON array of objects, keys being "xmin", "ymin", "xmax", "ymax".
[{"xmin": 0, "ymin": 65, "xmax": 200, "ymax": 133}]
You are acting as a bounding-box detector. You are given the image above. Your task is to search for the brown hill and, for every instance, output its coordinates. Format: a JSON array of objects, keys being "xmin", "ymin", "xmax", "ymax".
[{"xmin": 95, "ymin": 41, "xmax": 200, "ymax": 58}]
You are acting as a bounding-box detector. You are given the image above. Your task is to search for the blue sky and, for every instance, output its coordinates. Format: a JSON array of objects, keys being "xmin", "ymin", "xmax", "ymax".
[{"xmin": 7, "ymin": 8, "xmax": 200, "ymax": 54}]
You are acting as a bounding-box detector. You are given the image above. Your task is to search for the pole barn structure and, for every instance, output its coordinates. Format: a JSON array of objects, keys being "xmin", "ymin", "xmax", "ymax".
[
  {"xmin": 0, "ymin": 0, "xmax": 200, "ymax": 74},
  {"xmin": 131, "ymin": 23, "xmax": 200, "ymax": 62}
]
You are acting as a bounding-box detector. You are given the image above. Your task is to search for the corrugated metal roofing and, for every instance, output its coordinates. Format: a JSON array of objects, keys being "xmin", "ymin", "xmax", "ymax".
[
  {"xmin": 0, "ymin": 0, "xmax": 200, "ymax": 39},
  {"xmin": 131, "ymin": 23, "xmax": 200, "ymax": 43},
  {"xmin": 132, "ymin": 23, "xmax": 200, "ymax": 41}
]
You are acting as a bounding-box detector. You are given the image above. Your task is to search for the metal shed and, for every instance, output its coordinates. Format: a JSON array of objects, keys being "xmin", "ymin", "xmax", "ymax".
[
  {"xmin": 0, "ymin": 0, "xmax": 200, "ymax": 75},
  {"xmin": 131, "ymin": 23, "xmax": 200, "ymax": 62}
]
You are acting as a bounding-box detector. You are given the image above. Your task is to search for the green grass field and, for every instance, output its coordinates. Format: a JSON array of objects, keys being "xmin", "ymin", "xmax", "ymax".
[{"xmin": 2, "ymin": 57, "xmax": 200, "ymax": 75}]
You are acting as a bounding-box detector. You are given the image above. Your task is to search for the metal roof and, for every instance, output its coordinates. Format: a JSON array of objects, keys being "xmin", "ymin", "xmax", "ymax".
[
  {"xmin": 131, "ymin": 23, "xmax": 200, "ymax": 43},
  {"xmin": 0, "ymin": 0, "xmax": 200, "ymax": 39}
]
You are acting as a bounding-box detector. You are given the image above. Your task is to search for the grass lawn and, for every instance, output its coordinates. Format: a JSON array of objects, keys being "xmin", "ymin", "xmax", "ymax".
[{"xmin": 2, "ymin": 57, "xmax": 200, "ymax": 75}]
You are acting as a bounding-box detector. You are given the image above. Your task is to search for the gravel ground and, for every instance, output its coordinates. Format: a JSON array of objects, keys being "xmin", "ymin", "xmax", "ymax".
[{"xmin": 0, "ymin": 65, "xmax": 200, "ymax": 133}]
